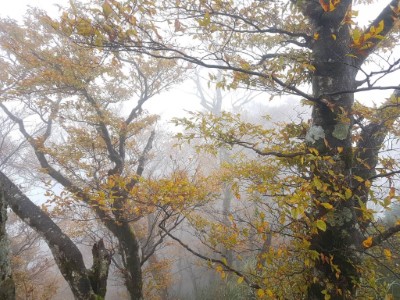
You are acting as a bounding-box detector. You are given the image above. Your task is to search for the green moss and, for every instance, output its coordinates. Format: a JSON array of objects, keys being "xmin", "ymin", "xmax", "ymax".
[{"xmin": 332, "ymin": 123, "xmax": 350, "ymax": 140}]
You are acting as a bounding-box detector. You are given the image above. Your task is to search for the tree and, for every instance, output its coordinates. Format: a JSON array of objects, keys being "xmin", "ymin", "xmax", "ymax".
[
  {"xmin": 56, "ymin": 0, "xmax": 400, "ymax": 298},
  {"xmin": 0, "ymin": 10, "xmax": 207, "ymax": 300}
]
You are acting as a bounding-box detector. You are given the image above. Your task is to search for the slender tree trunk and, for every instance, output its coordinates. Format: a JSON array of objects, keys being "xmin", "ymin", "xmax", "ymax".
[
  {"xmin": 220, "ymin": 149, "xmax": 233, "ymax": 265},
  {"xmin": 145, "ymin": 213, "xmax": 169, "ymax": 300},
  {"xmin": 0, "ymin": 189, "xmax": 15, "ymax": 300},
  {"xmin": 106, "ymin": 219, "xmax": 143, "ymax": 300}
]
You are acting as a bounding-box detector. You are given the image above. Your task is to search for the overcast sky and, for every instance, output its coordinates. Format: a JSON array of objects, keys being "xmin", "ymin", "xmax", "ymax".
[{"xmin": 1, "ymin": 0, "xmax": 65, "ymax": 18}]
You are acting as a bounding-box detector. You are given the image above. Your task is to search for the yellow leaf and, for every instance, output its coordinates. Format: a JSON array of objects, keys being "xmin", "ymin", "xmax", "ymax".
[
  {"xmin": 345, "ymin": 188, "xmax": 352, "ymax": 199},
  {"xmin": 331, "ymin": 34, "xmax": 337, "ymax": 40},
  {"xmin": 314, "ymin": 177, "xmax": 323, "ymax": 190},
  {"xmin": 102, "ymin": 1, "xmax": 113, "ymax": 18},
  {"xmin": 201, "ymin": 11, "xmax": 211, "ymax": 26},
  {"xmin": 384, "ymin": 248, "xmax": 392, "ymax": 260},
  {"xmin": 352, "ymin": 29, "xmax": 361, "ymax": 45},
  {"xmin": 316, "ymin": 219, "xmax": 327, "ymax": 232},
  {"xmin": 363, "ymin": 236, "xmax": 373, "ymax": 248},
  {"xmin": 314, "ymin": 32, "xmax": 320, "ymax": 40},
  {"xmin": 321, "ymin": 203, "xmax": 333, "ymax": 210},
  {"xmin": 353, "ymin": 175, "xmax": 364, "ymax": 182},
  {"xmin": 337, "ymin": 146, "xmax": 343, "ymax": 153},
  {"xmin": 257, "ymin": 289, "xmax": 265, "ymax": 298},
  {"xmin": 237, "ymin": 277, "xmax": 244, "ymax": 284},
  {"xmin": 376, "ymin": 20, "xmax": 384, "ymax": 35},
  {"xmin": 385, "ymin": 294, "xmax": 394, "ymax": 300}
]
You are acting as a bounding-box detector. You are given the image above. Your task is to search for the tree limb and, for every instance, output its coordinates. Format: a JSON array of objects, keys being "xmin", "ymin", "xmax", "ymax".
[
  {"xmin": 355, "ymin": 0, "xmax": 400, "ymax": 67},
  {"xmin": 367, "ymin": 224, "xmax": 400, "ymax": 248},
  {"xmin": 0, "ymin": 171, "xmax": 95, "ymax": 299}
]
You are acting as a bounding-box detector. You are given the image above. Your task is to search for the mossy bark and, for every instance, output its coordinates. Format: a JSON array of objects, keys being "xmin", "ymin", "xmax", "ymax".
[
  {"xmin": 303, "ymin": 1, "xmax": 362, "ymax": 298},
  {"xmin": 0, "ymin": 189, "xmax": 15, "ymax": 300}
]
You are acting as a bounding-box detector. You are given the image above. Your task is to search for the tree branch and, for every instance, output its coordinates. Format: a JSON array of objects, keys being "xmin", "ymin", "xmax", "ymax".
[
  {"xmin": 367, "ymin": 224, "xmax": 400, "ymax": 248},
  {"xmin": 81, "ymin": 89, "xmax": 123, "ymax": 175},
  {"xmin": 136, "ymin": 130, "xmax": 155, "ymax": 177},
  {"xmin": 355, "ymin": 0, "xmax": 400, "ymax": 67}
]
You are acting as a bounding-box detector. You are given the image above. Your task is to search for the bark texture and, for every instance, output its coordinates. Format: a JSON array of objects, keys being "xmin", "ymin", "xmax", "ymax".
[
  {"xmin": 89, "ymin": 239, "xmax": 112, "ymax": 298},
  {"xmin": 0, "ymin": 189, "xmax": 15, "ymax": 300}
]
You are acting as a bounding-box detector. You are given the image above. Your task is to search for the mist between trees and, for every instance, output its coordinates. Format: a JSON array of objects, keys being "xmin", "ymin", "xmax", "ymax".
[{"xmin": 1, "ymin": 1, "xmax": 400, "ymax": 300}]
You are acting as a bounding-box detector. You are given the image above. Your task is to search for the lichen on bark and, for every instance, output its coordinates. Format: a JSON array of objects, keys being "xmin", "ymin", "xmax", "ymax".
[
  {"xmin": 305, "ymin": 125, "xmax": 325, "ymax": 143},
  {"xmin": 332, "ymin": 123, "xmax": 350, "ymax": 140}
]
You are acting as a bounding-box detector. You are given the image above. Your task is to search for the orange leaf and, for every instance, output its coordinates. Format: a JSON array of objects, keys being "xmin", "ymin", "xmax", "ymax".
[
  {"xmin": 319, "ymin": 0, "xmax": 329, "ymax": 12},
  {"xmin": 363, "ymin": 236, "xmax": 373, "ymax": 248}
]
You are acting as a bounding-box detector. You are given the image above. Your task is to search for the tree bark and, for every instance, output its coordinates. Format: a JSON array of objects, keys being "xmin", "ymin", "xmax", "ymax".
[
  {"xmin": 0, "ymin": 188, "xmax": 15, "ymax": 300},
  {"xmin": 89, "ymin": 239, "xmax": 112, "ymax": 299}
]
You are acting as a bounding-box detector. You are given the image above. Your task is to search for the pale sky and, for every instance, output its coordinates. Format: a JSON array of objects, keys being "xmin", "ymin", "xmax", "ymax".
[{"xmin": 1, "ymin": 0, "xmax": 68, "ymax": 19}]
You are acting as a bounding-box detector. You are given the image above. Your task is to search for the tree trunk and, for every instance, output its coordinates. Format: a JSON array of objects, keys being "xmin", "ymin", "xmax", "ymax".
[
  {"xmin": 304, "ymin": 1, "xmax": 362, "ymax": 298},
  {"xmin": 119, "ymin": 226, "xmax": 143, "ymax": 300},
  {"xmin": 144, "ymin": 213, "xmax": 169, "ymax": 300},
  {"xmin": 107, "ymin": 220, "xmax": 143, "ymax": 300},
  {"xmin": 0, "ymin": 171, "xmax": 111, "ymax": 300},
  {"xmin": 0, "ymin": 188, "xmax": 15, "ymax": 300}
]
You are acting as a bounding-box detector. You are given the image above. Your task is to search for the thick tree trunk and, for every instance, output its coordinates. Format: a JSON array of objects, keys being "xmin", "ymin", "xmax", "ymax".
[
  {"xmin": 118, "ymin": 226, "xmax": 143, "ymax": 300},
  {"xmin": 0, "ymin": 189, "xmax": 15, "ymax": 300},
  {"xmin": 0, "ymin": 171, "xmax": 111, "ymax": 300},
  {"xmin": 304, "ymin": 1, "xmax": 362, "ymax": 298},
  {"xmin": 120, "ymin": 227, "xmax": 143, "ymax": 300}
]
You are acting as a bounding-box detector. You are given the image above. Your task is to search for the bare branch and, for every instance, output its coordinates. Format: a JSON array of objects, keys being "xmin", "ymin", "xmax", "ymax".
[
  {"xmin": 136, "ymin": 130, "xmax": 155, "ymax": 177},
  {"xmin": 159, "ymin": 219, "xmax": 261, "ymax": 290},
  {"xmin": 81, "ymin": 89, "xmax": 123, "ymax": 175}
]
